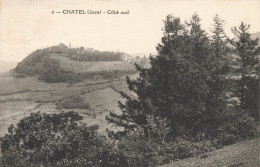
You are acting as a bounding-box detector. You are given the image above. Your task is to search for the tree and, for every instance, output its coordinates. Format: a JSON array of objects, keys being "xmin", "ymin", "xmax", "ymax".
[
  {"xmin": 231, "ymin": 22, "xmax": 260, "ymax": 119},
  {"xmin": 107, "ymin": 13, "xmax": 258, "ymax": 141},
  {"xmin": 204, "ymin": 15, "xmax": 230, "ymax": 119},
  {"xmin": 105, "ymin": 14, "xmax": 258, "ymax": 166},
  {"xmin": 107, "ymin": 14, "xmax": 214, "ymax": 140},
  {"xmin": 107, "ymin": 15, "xmax": 183, "ymax": 139},
  {"xmin": 211, "ymin": 15, "xmax": 228, "ymax": 58}
]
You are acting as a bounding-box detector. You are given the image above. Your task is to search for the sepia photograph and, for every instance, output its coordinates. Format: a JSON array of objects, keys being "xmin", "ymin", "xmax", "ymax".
[{"xmin": 0, "ymin": 0, "xmax": 259, "ymax": 166}]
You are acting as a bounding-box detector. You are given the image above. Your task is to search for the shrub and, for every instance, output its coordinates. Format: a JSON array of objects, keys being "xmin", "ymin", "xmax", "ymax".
[
  {"xmin": 38, "ymin": 57, "xmax": 76, "ymax": 83},
  {"xmin": 213, "ymin": 107, "xmax": 257, "ymax": 147},
  {"xmin": 0, "ymin": 112, "xmax": 122, "ymax": 167},
  {"xmin": 115, "ymin": 127, "xmax": 215, "ymax": 167},
  {"xmin": 107, "ymin": 116, "xmax": 215, "ymax": 167},
  {"xmin": 108, "ymin": 108, "xmax": 257, "ymax": 167},
  {"xmin": 56, "ymin": 95, "xmax": 90, "ymax": 109}
]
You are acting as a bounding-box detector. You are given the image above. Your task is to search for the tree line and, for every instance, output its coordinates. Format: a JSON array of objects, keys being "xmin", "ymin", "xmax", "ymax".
[{"xmin": 49, "ymin": 43, "xmax": 126, "ymax": 61}]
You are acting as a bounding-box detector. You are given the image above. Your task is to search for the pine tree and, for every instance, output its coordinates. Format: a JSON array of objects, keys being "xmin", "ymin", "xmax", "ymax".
[
  {"xmin": 185, "ymin": 13, "xmax": 222, "ymax": 139},
  {"xmin": 106, "ymin": 15, "xmax": 187, "ymax": 138},
  {"xmin": 231, "ymin": 22, "xmax": 260, "ymax": 118},
  {"xmin": 106, "ymin": 13, "xmax": 258, "ymax": 147},
  {"xmin": 211, "ymin": 15, "xmax": 228, "ymax": 58},
  {"xmin": 186, "ymin": 13, "xmax": 210, "ymax": 62},
  {"xmin": 107, "ymin": 14, "xmax": 214, "ymax": 139},
  {"xmin": 205, "ymin": 15, "xmax": 230, "ymax": 112}
]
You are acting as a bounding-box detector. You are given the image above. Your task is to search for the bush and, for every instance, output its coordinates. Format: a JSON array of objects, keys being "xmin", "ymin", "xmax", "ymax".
[
  {"xmin": 106, "ymin": 116, "xmax": 215, "ymax": 167},
  {"xmin": 56, "ymin": 95, "xmax": 90, "ymax": 109},
  {"xmin": 115, "ymin": 127, "xmax": 215, "ymax": 167},
  {"xmin": 213, "ymin": 107, "xmax": 257, "ymax": 147},
  {"xmin": 0, "ymin": 112, "xmax": 123, "ymax": 167},
  {"xmin": 108, "ymin": 108, "xmax": 257, "ymax": 167},
  {"xmin": 38, "ymin": 57, "xmax": 76, "ymax": 83}
]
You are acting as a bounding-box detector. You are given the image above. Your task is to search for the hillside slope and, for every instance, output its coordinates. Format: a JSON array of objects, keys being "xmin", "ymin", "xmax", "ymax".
[
  {"xmin": 51, "ymin": 55, "xmax": 135, "ymax": 72},
  {"xmin": 233, "ymin": 32, "xmax": 260, "ymax": 44},
  {"xmin": 0, "ymin": 71, "xmax": 136, "ymax": 137},
  {"xmin": 251, "ymin": 32, "xmax": 260, "ymax": 42},
  {"xmin": 13, "ymin": 45, "xmax": 139, "ymax": 83},
  {"xmin": 161, "ymin": 137, "xmax": 260, "ymax": 167}
]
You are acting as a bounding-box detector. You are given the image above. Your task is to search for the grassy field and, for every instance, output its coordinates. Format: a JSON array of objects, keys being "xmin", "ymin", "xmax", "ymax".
[
  {"xmin": 0, "ymin": 72, "xmax": 68, "ymax": 95},
  {"xmin": 0, "ymin": 71, "xmax": 130, "ymax": 137},
  {"xmin": 80, "ymin": 87, "xmax": 125, "ymax": 112},
  {"xmin": 161, "ymin": 137, "xmax": 260, "ymax": 167},
  {"xmin": 51, "ymin": 55, "xmax": 136, "ymax": 72}
]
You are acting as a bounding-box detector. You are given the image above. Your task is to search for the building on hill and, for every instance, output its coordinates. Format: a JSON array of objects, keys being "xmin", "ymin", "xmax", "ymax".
[{"xmin": 121, "ymin": 53, "xmax": 131, "ymax": 62}]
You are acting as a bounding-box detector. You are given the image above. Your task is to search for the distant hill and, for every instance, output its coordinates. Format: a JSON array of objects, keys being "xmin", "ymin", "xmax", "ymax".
[
  {"xmin": 233, "ymin": 31, "xmax": 260, "ymax": 43},
  {"xmin": 14, "ymin": 44, "xmax": 137, "ymax": 83},
  {"xmin": 0, "ymin": 60, "xmax": 17, "ymax": 73},
  {"xmin": 251, "ymin": 32, "xmax": 260, "ymax": 41}
]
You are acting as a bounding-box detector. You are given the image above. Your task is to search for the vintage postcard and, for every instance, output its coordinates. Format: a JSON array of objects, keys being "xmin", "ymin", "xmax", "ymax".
[{"xmin": 0, "ymin": 0, "xmax": 259, "ymax": 166}]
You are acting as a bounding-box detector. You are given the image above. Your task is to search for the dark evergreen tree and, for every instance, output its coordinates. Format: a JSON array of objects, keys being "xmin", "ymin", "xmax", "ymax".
[
  {"xmin": 231, "ymin": 22, "xmax": 260, "ymax": 119},
  {"xmin": 106, "ymin": 14, "xmax": 258, "ymax": 144},
  {"xmin": 185, "ymin": 13, "xmax": 221, "ymax": 139},
  {"xmin": 199, "ymin": 15, "xmax": 232, "ymax": 140},
  {"xmin": 107, "ymin": 14, "xmax": 214, "ymax": 140},
  {"xmin": 107, "ymin": 15, "xmax": 186, "ymax": 139},
  {"xmin": 207, "ymin": 15, "xmax": 231, "ymax": 113},
  {"xmin": 211, "ymin": 15, "xmax": 228, "ymax": 58}
]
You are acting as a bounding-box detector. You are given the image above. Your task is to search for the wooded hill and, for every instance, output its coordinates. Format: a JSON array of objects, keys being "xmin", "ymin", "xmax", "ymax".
[{"xmin": 14, "ymin": 44, "xmax": 138, "ymax": 83}]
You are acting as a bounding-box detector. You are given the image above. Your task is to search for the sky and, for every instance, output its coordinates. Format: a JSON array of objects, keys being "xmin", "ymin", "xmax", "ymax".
[{"xmin": 0, "ymin": 0, "xmax": 260, "ymax": 62}]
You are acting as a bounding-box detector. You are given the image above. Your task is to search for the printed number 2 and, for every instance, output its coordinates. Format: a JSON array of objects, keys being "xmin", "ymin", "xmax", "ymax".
[{"xmin": 52, "ymin": 11, "xmax": 54, "ymax": 14}]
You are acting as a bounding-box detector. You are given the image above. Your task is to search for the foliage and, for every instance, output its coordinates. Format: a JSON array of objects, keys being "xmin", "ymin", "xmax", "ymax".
[
  {"xmin": 0, "ymin": 112, "xmax": 125, "ymax": 167},
  {"xmin": 38, "ymin": 57, "xmax": 76, "ymax": 83},
  {"xmin": 107, "ymin": 13, "xmax": 225, "ymax": 139},
  {"xmin": 106, "ymin": 14, "xmax": 258, "ymax": 166},
  {"xmin": 230, "ymin": 23, "xmax": 260, "ymax": 120},
  {"xmin": 210, "ymin": 14, "xmax": 229, "ymax": 57},
  {"xmin": 16, "ymin": 54, "xmax": 136, "ymax": 83},
  {"xmin": 14, "ymin": 49, "xmax": 50, "ymax": 77},
  {"xmin": 14, "ymin": 43, "xmax": 135, "ymax": 82},
  {"xmin": 213, "ymin": 106, "xmax": 257, "ymax": 147},
  {"xmin": 68, "ymin": 49, "xmax": 125, "ymax": 62},
  {"xmin": 113, "ymin": 116, "xmax": 216, "ymax": 167},
  {"xmin": 56, "ymin": 95, "xmax": 90, "ymax": 109},
  {"xmin": 15, "ymin": 44, "xmax": 126, "ymax": 69}
]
